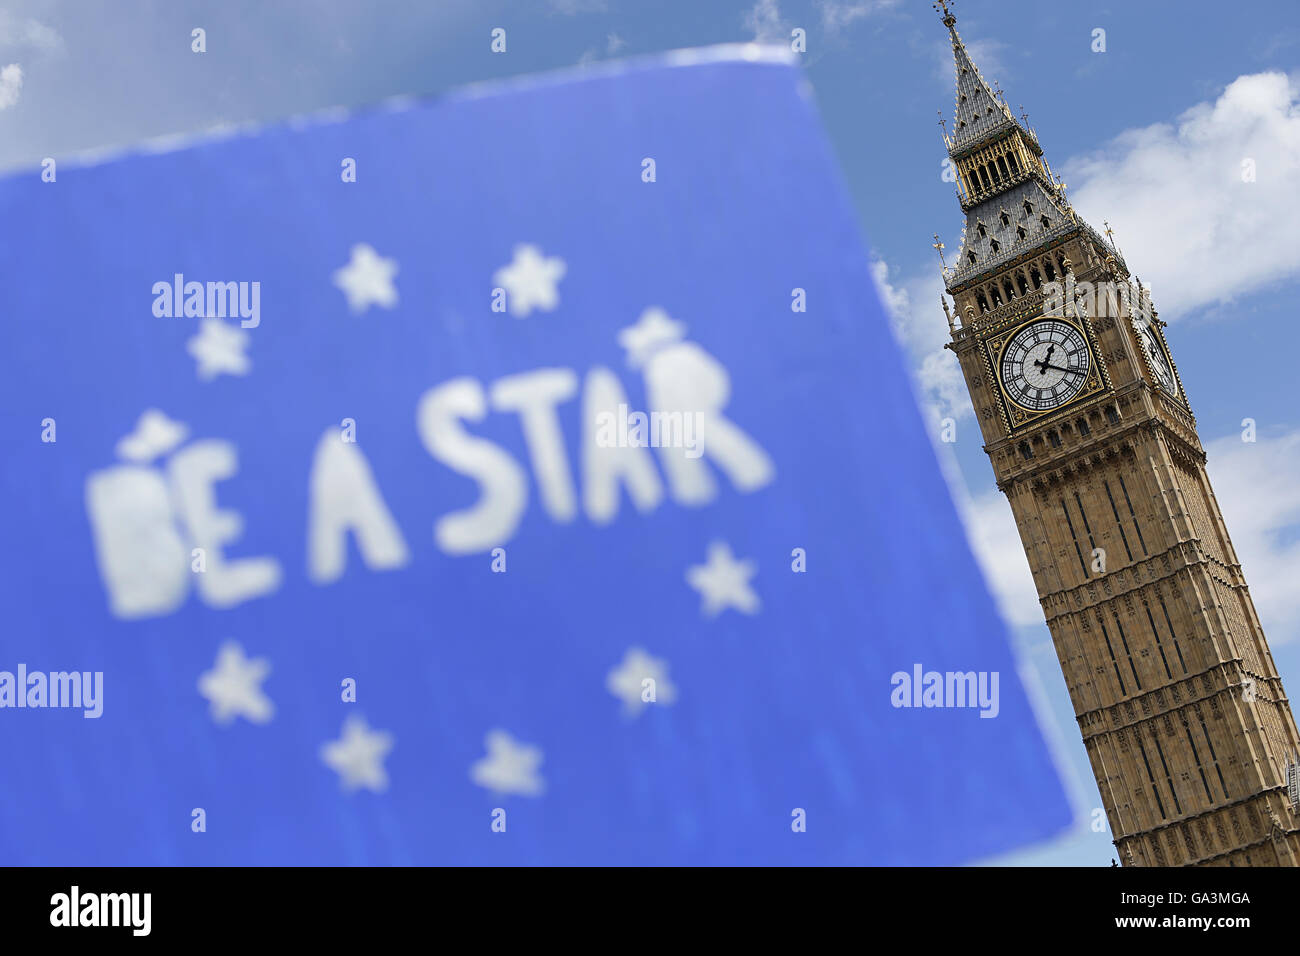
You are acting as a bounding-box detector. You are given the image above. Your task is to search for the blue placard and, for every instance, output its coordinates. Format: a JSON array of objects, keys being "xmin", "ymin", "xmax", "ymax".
[{"xmin": 0, "ymin": 47, "xmax": 1070, "ymax": 865}]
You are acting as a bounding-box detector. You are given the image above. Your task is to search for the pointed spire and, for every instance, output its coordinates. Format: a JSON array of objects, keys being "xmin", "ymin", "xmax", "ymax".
[{"xmin": 937, "ymin": 1, "xmax": 1016, "ymax": 151}]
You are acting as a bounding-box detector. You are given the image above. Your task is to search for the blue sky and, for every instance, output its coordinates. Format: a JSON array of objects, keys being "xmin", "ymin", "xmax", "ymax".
[{"xmin": 3, "ymin": 0, "xmax": 1298, "ymax": 865}]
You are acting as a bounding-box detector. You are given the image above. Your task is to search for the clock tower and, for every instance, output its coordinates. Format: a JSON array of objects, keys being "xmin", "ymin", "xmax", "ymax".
[{"xmin": 935, "ymin": 3, "xmax": 1300, "ymax": 865}]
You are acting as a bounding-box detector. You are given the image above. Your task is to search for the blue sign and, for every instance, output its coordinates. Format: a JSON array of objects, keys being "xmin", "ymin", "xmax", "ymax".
[{"xmin": 0, "ymin": 47, "xmax": 1070, "ymax": 865}]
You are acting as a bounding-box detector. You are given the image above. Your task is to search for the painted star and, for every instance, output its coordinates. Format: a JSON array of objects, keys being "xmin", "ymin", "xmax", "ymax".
[
  {"xmin": 606, "ymin": 647, "xmax": 678, "ymax": 716},
  {"xmin": 197, "ymin": 641, "xmax": 273, "ymax": 725},
  {"xmin": 493, "ymin": 244, "xmax": 566, "ymax": 318},
  {"xmin": 617, "ymin": 307, "xmax": 686, "ymax": 368},
  {"xmin": 187, "ymin": 318, "xmax": 250, "ymax": 380},
  {"xmin": 333, "ymin": 243, "xmax": 399, "ymax": 313},
  {"xmin": 470, "ymin": 730, "xmax": 545, "ymax": 796},
  {"xmin": 115, "ymin": 409, "xmax": 188, "ymax": 463},
  {"xmin": 320, "ymin": 715, "xmax": 395, "ymax": 793},
  {"xmin": 687, "ymin": 541, "xmax": 761, "ymax": 617}
]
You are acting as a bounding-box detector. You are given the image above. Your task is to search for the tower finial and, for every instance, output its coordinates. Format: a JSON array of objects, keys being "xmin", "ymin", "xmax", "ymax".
[
  {"xmin": 932, "ymin": 0, "xmax": 956, "ymax": 29},
  {"xmin": 1103, "ymin": 219, "xmax": 1124, "ymax": 257},
  {"xmin": 932, "ymin": 233, "xmax": 948, "ymax": 270},
  {"xmin": 941, "ymin": 295, "xmax": 955, "ymax": 333}
]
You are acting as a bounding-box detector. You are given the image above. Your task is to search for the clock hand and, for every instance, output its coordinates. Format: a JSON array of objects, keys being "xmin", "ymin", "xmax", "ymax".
[{"xmin": 1032, "ymin": 359, "xmax": 1076, "ymax": 374}]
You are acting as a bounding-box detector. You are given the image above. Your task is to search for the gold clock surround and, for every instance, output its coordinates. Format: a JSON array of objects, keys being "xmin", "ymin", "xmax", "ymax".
[
  {"xmin": 981, "ymin": 308, "xmax": 1110, "ymax": 434},
  {"xmin": 1133, "ymin": 317, "xmax": 1187, "ymax": 407}
]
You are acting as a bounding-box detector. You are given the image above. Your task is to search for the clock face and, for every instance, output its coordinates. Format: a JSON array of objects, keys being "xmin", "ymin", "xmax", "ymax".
[
  {"xmin": 999, "ymin": 319, "xmax": 1091, "ymax": 412},
  {"xmin": 1134, "ymin": 320, "xmax": 1179, "ymax": 398}
]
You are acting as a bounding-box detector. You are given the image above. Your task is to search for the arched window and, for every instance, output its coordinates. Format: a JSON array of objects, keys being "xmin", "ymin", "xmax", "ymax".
[
  {"xmin": 1000, "ymin": 211, "xmax": 1010, "ymax": 227},
  {"xmin": 1044, "ymin": 260, "xmax": 1057, "ymax": 281},
  {"xmin": 1017, "ymin": 226, "xmax": 1027, "ymax": 240},
  {"xmin": 1016, "ymin": 273, "xmax": 1029, "ymax": 295},
  {"xmin": 990, "ymin": 239, "xmax": 1000, "ymax": 253},
  {"xmin": 1076, "ymin": 417, "xmax": 1091, "ymax": 436},
  {"xmin": 1023, "ymin": 200, "xmax": 1034, "ymax": 215},
  {"xmin": 997, "ymin": 156, "xmax": 1010, "ymax": 180},
  {"xmin": 968, "ymin": 250, "xmax": 977, "ymax": 264},
  {"xmin": 1048, "ymin": 430, "xmax": 1061, "ymax": 448},
  {"xmin": 1029, "ymin": 266, "xmax": 1042, "ymax": 289},
  {"xmin": 1007, "ymin": 152, "xmax": 1021, "ymax": 175},
  {"xmin": 990, "ymin": 287, "xmax": 1003, "ymax": 307},
  {"xmin": 976, "ymin": 292, "xmax": 990, "ymax": 313},
  {"xmin": 1002, "ymin": 279, "xmax": 1015, "ymax": 299},
  {"xmin": 1019, "ymin": 441, "xmax": 1034, "ymax": 460},
  {"xmin": 1041, "ymin": 215, "xmax": 1051, "ymax": 229},
  {"xmin": 977, "ymin": 222, "xmax": 987, "ymax": 238}
]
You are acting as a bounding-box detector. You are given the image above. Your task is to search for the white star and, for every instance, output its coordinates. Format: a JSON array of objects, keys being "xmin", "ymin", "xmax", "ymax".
[
  {"xmin": 333, "ymin": 243, "xmax": 399, "ymax": 313},
  {"xmin": 617, "ymin": 307, "xmax": 686, "ymax": 368},
  {"xmin": 197, "ymin": 641, "xmax": 273, "ymax": 725},
  {"xmin": 493, "ymin": 244, "xmax": 566, "ymax": 318},
  {"xmin": 606, "ymin": 647, "xmax": 678, "ymax": 716},
  {"xmin": 320, "ymin": 715, "xmax": 395, "ymax": 793},
  {"xmin": 115, "ymin": 409, "xmax": 188, "ymax": 463},
  {"xmin": 470, "ymin": 730, "xmax": 545, "ymax": 796},
  {"xmin": 187, "ymin": 319, "xmax": 250, "ymax": 380},
  {"xmin": 687, "ymin": 541, "xmax": 761, "ymax": 617}
]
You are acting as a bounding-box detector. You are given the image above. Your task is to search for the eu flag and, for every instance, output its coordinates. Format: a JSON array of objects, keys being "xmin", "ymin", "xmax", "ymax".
[{"xmin": 0, "ymin": 46, "xmax": 1070, "ymax": 865}]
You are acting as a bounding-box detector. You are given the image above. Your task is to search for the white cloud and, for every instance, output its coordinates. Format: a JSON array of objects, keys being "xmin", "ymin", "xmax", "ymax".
[
  {"xmin": 958, "ymin": 486, "xmax": 1042, "ymax": 628},
  {"xmin": 1205, "ymin": 428, "xmax": 1300, "ymax": 644},
  {"xmin": 945, "ymin": 428, "xmax": 1300, "ymax": 643},
  {"xmin": 0, "ymin": 63, "xmax": 21, "ymax": 109},
  {"xmin": 915, "ymin": 347, "xmax": 972, "ymax": 424},
  {"xmin": 871, "ymin": 257, "xmax": 971, "ymax": 426},
  {"xmin": 1065, "ymin": 72, "xmax": 1300, "ymax": 317},
  {"xmin": 548, "ymin": 0, "xmax": 606, "ymax": 14},
  {"xmin": 743, "ymin": 0, "xmax": 789, "ymax": 44},
  {"xmin": 870, "ymin": 256, "xmax": 910, "ymax": 322},
  {"xmin": 0, "ymin": 14, "xmax": 63, "ymax": 55},
  {"xmin": 578, "ymin": 32, "xmax": 627, "ymax": 66},
  {"xmin": 816, "ymin": 0, "xmax": 896, "ymax": 34}
]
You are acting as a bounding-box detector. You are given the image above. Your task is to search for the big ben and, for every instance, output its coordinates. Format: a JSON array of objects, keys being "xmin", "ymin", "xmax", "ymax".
[{"xmin": 934, "ymin": 2, "xmax": 1300, "ymax": 865}]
